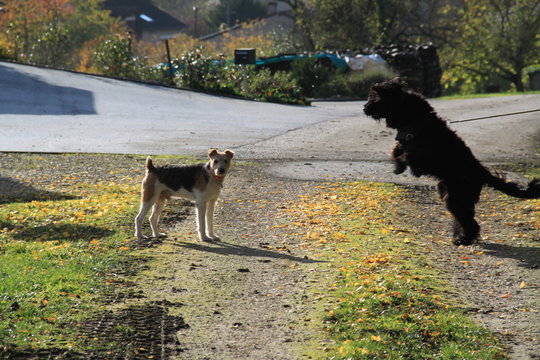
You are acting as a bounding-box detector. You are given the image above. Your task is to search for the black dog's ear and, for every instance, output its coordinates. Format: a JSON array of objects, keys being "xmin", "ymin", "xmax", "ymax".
[
  {"xmin": 389, "ymin": 77, "xmax": 406, "ymax": 86},
  {"xmin": 371, "ymin": 78, "xmax": 405, "ymax": 98},
  {"xmin": 401, "ymin": 89, "xmax": 434, "ymax": 119},
  {"xmin": 370, "ymin": 84, "xmax": 387, "ymax": 98},
  {"xmin": 385, "ymin": 78, "xmax": 407, "ymax": 92}
]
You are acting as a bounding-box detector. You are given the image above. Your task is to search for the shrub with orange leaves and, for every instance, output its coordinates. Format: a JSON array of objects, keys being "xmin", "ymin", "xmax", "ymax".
[
  {"xmin": 1, "ymin": 0, "xmax": 114, "ymax": 68},
  {"xmin": 219, "ymin": 19, "xmax": 277, "ymax": 58}
]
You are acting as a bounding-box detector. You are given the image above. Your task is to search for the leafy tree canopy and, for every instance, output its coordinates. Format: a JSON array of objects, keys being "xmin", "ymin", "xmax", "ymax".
[
  {"xmin": 0, "ymin": 0, "xmax": 115, "ymax": 67},
  {"xmin": 283, "ymin": 0, "xmax": 459, "ymax": 51},
  {"xmin": 286, "ymin": 0, "xmax": 538, "ymax": 93},
  {"xmin": 206, "ymin": 0, "xmax": 266, "ymax": 30},
  {"xmin": 442, "ymin": 0, "xmax": 540, "ymax": 92}
]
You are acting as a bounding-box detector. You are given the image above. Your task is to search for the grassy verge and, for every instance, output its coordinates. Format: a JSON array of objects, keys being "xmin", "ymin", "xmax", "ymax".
[
  {"xmin": 1, "ymin": 154, "xmax": 536, "ymax": 357},
  {"xmin": 0, "ymin": 153, "xmax": 206, "ymax": 356},
  {"xmin": 0, "ymin": 152, "xmax": 214, "ymax": 356},
  {"xmin": 0, "ymin": 177, "xmax": 139, "ymax": 353},
  {"xmin": 437, "ymin": 90, "xmax": 540, "ymax": 100},
  {"xmin": 281, "ymin": 182, "xmax": 508, "ymax": 359}
]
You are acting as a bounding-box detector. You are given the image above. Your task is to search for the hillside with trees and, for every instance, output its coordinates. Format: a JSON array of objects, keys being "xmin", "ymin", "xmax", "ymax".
[{"xmin": 0, "ymin": 0, "xmax": 538, "ymax": 96}]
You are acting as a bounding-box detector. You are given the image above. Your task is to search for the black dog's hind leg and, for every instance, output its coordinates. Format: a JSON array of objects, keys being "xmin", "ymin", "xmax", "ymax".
[
  {"xmin": 438, "ymin": 181, "xmax": 481, "ymax": 245},
  {"xmin": 450, "ymin": 206, "xmax": 479, "ymax": 246}
]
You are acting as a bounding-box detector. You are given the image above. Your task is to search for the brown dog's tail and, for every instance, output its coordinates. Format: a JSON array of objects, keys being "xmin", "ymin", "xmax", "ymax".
[
  {"xmin": 486, "ymin": 175, "xmax": 540, "ymax": 199},
  {"xmin": 146, "ymin": 156, "xmax": 156, "ymax": 173}
]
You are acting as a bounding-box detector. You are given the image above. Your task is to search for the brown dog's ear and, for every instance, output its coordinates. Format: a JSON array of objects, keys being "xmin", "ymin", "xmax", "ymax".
[
  {"xmin": 224, "ymin": 150, "xmax": 234, "ymax": 158},
  {"xmin": 208, "ymin": 148, "xmax": 218, "ymax": 157}
]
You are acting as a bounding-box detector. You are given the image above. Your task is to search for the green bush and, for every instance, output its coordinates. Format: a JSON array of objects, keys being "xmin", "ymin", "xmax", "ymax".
[
  {"xmin": 93, "ymin": 35, "xmax": 135, "ymax": 78},
  {"xmin": 289, "ymin": 57, "xmax": 397, "ymax": 99},
  {"xmin": 172, "ymin": 50, "xmax": 307, "ymax": 105},
  {"xmin": 346, "ymin": 67, "xmax": 399, "ymax": 98},
  {"xmin": 525, "ymin": 65, "xmax": 540, "ymax": 91},
  {"xmin": 290, "ymin": 57, "xmax": 338, "ymax": 98},
  {"xmin": 209, "ymin": 64, "xmax": 246, "ymax": 96},
  {"xmin": 248, "ymin": 68, "xmax": 307, "ymax": 105},
  {"xmin": 0, "ymin": 42, "xmax": 16, "ymax": 61},
  {"xmin": 174, "ymin": 48, "xmax": 218, "ymax": 90},
  {"xmin": 173, "ymin": 51, "xmax": 243, "ymax": 96},
  {"xmin": 93, "ymin": 34, "xmax": 159, "ymax": 81}
]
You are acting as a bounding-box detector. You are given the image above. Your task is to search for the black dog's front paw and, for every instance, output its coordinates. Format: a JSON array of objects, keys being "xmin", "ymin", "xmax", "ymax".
[
  {"xmin": 394, "ymin": 165, "xmax": 407, "ymax": 174},
  {"xmin": 393, "ymin": 160, "xmax": 407, "ymax": 174},
  {"xmin": 453, "ymin": 235, "xmax": 474, "ymax": 246}
]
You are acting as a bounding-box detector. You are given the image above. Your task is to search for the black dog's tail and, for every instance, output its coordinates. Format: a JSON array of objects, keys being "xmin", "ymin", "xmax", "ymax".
[
  {"xmin": 486, "ymin": 174, "xmax": 540, "ymax": 199},
  {"xmin": 146, "ymin": 156, "xmax": 156, "ymax": 173}
]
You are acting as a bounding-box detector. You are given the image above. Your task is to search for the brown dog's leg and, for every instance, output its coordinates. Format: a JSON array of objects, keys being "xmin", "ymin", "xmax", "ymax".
[{"xmin": 149, "ymin": 194, "xmax": 168, "ymax": 238}]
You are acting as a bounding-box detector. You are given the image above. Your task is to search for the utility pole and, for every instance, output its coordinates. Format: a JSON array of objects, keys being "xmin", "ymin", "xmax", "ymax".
[
  {"xmin": 193, "ymin": 5, "xmax": 198, "ymax": 37},
  {"xmin": 164, "ymin": 37, "xmax": 173, "ymax": 80},
  {"xmin": 226, "ymin": 0, "xmax": 231, "ymax": 27}
]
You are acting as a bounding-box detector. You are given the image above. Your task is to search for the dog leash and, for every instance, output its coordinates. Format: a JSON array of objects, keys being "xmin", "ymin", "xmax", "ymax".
[{"xmin": 449, "ymin": 108, "xmax": 540, "ymax": 124}]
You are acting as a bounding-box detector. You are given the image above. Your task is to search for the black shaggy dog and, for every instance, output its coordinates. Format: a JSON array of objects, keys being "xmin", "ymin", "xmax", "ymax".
[{"xmin": 364, "ymin": 78, "xmax": 540, "ymax": 245}]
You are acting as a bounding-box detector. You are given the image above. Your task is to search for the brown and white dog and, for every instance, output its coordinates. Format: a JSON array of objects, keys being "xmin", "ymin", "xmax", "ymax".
[{"xmin": 134, "ymin": 148, "xmax": 234, "ymax": 242}]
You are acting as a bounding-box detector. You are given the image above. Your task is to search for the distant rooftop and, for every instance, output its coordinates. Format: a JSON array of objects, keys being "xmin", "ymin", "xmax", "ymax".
[
  {"xmin": 103, "ymin": 0, "xmax": 187, "ymax": 40},
  {"xmin": 199, "ymin": 9, "xmax": 294, "ymax": 42}
]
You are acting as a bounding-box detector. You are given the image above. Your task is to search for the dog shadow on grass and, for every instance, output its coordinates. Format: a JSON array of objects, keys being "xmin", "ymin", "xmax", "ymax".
[
  {"xmin": 174, "ymin": 240, "xmax": 324, "ymax": 264},
  {"xmin": 0, "ymin": 175, "xmax": 75, "ymax": 204},
  {"xmin": 6, "ymin": 222, "xmax": 114, "ymax": 242}
]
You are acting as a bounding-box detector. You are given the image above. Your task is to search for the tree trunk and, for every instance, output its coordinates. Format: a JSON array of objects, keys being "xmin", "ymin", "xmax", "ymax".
[
  {"xmin": 515, "ymin": 75, "xmax": 525, "ymax": 92},
  {"xmin": 513, "ymin": 61, "xmax": 525, "ymax": 92}
]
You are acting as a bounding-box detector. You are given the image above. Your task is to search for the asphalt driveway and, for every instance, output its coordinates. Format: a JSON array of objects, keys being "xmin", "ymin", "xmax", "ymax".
[{"xmin": 1, "ymin": 61, "xmax": 538, "ymax": 183}]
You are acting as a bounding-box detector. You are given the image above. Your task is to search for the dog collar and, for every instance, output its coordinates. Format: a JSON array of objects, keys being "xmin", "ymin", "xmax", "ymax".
[
  {"xmin": 213, "ymin": 174, "xmax": 225, "ymax": 182},
  {"xmin": 204, "ymin": 163, "xmax": 223, "ymax": 182}
]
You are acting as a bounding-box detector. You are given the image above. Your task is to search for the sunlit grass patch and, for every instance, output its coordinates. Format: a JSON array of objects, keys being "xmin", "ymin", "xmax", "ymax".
[
  {"xmin": 328, "ymin": 253, "xmax": 506, "ymax": 359},
  {"xmin": 0, "ymin": 177, "xmax": 138, "ymax": 351},
  {"xmin": 281, "ymin": 181, "xmax": 507, "ymax": 359},
  {"xmin": 437, "ymin": 90, "xmax": 540, "ymax": 100}
]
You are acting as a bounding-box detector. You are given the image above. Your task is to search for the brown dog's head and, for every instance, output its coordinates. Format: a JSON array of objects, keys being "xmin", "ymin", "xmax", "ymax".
[
  {"xmin": 208, "ymin": 148, "xmax": 234, "ymax": 182},
  {"xmin": 363, "ymin": 78, "xmax": 434, "ymax": 130}
]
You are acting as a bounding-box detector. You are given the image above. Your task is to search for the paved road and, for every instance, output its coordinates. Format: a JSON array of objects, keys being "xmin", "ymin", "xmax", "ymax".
[
  {"xmin": 0, "ymin": 61, "xmax": 358, "ymax": 154},
  {"xmin": 1, "ymin": 61, "xmax": 539, "ymax": 182}
]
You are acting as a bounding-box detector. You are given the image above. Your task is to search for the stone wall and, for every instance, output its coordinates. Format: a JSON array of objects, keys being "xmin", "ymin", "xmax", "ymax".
[{"xmin": 368, "ymin": 44, "xmax": 442, "ymax": 98}]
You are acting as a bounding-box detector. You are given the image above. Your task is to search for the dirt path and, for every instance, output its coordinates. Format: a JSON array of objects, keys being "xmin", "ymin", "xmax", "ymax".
[
  {"xmin": 133, "ymin": 164, "xmax": 333, "ymax": 359},
  {"xmin": 132, "ymin": 162, "xmax": 539, "ymax": 360},
  {"xmin": 1, "ymin": 154, "xmax": 537, "ymax": 359},
  {"xmin": 397, "ymin": 183, "xmax": 539, "ymax": 360}
]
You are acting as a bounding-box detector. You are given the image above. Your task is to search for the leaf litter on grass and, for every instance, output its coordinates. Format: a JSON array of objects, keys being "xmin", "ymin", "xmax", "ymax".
[
  {"xmin": 0, "ymin": 153, "xmax": 194, "ymax": 357},
  {"xmin": 1, "ymin": 154, "xmax": 536, "ymax": 359},
  {"xmin": 279, "ymin": 181, "xmax": 508, "ymax": 359}
]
